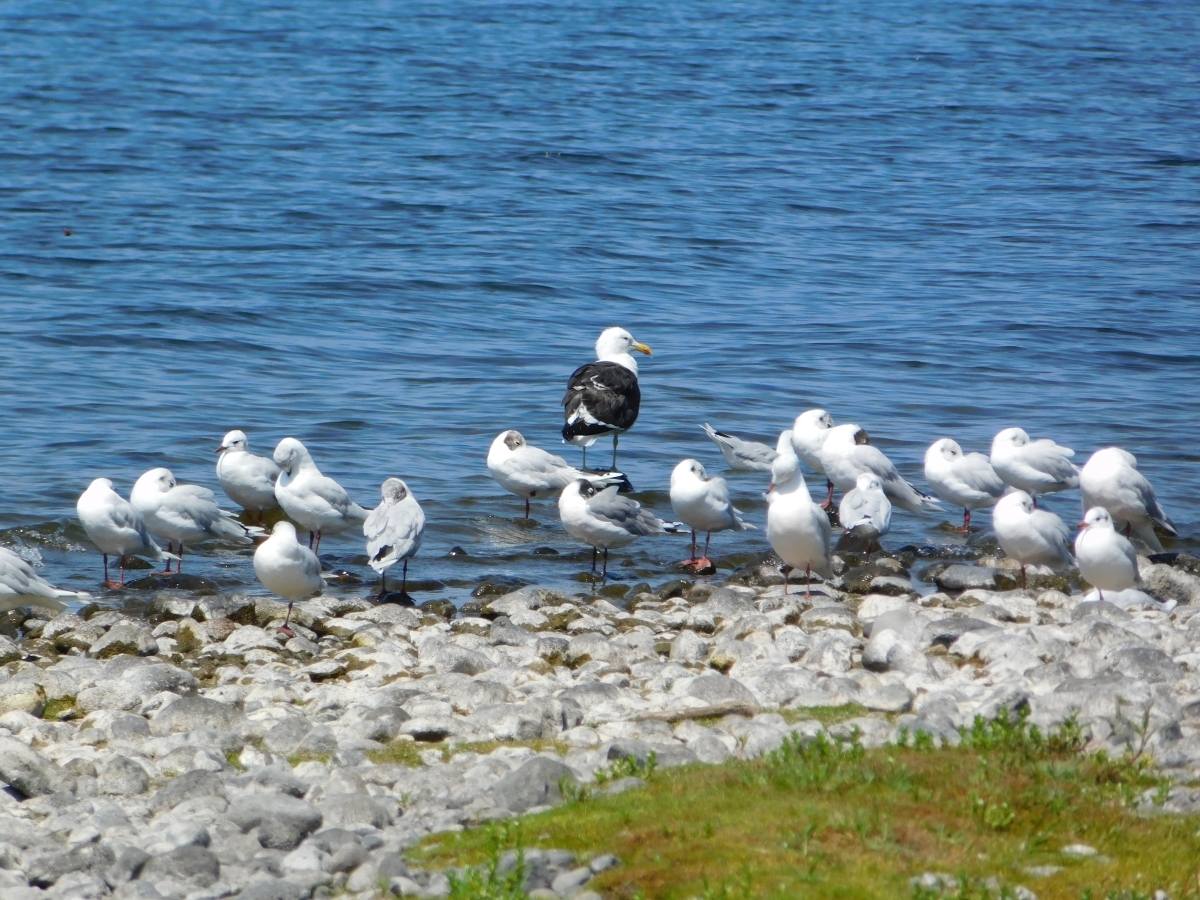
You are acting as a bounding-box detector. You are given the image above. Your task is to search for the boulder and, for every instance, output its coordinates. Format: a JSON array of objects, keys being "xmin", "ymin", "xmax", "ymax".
[
  {"xmin": 151, "ymin": 696, "xmax": 242, "ymax": 735},
  {"xmin": 491, "ymin": 757, "xmax": 579, "ymax": 813},
  {"xmin": 88, "ymin": 622, "xmax": 158, "ymax": 659},
  {"xmin": 137, "ymin": 845, "xmax": 220, "ymax": 888},
  {"xmin": 228, "ymin": 794, "xmax": 324, "ymax": 850},
  {"xmin": 0, "ymin": 735, "xmax": 70, "ymax": 797}
]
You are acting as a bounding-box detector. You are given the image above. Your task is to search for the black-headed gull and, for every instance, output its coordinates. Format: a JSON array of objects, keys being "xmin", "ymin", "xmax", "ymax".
[
  {"xmin": 669, "ymin": 458, "xmax": 754, "ymax": 570},
  {"xmin": 924, "ymin": 438, "xmax": 1006, "ymax": 532},
  {"xmin": 273, "ymin": 438, "xmax": 369, "ymax": 552},
  {"xmin": 990, "ymin": 428, "xmax": 1079, "ymax": 499},
  {"xmin": 992, "ymin": 490, "xmax": 1074, "ymax": 588},
  {"xmin": 791, "ymin": 409, "xmax": 836, "ymax": 508},
  {"xmin": 766, "ymin": 431, "xmax": 832, "ymax": 596},
  {"xmin": 1075, "ymin": 506, "xmax": 1140, "ymax": 602},
  {"xmin": 216, "ymin": 430, "xmax": 281, "ymax": 523},
  {"xmin": 364, "ymin": 478, "xmax": 425, "ymax": 596},
  {"xmin": 700, "ymin": 423, "xmax": 777, "ymax": 472},
  {"xmin": 558, "ymin": 479, "xmax": 665, "ymax": 579},
  {"xmin": 838, "ymin": 473, "xmax": 891, "ymax": 552},
  {"xmin": 561, "ymin": 327, "xmax": 652, "ymax": 470},
  {"xmin": 1079, "ymin": 447, "xmax": 1175, "ymax": 552},
  {"xmin": 818, "ymin": 424, "xmax": 940, "ymax": 515},
  {"xmin": 487, "ymin": 430, "xmax": 627, "ymax": 519},
  {"xmin": 0, "ymin": 548, "xmax": 88, "ymax": 614},
  {"xmin": 253, "ymin": 520, "xmax": 323, "ymax": 636},
  {"xmin": 77, "ymin": 477, "xmax": 173, "ymax": 587},
  {"xmin": 131, "ymin": 468, "xmax": 252, "ymax": 572}
]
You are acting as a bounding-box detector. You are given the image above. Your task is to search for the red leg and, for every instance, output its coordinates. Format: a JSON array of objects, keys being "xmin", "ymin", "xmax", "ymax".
[
  {"xmin": 782, "ymin": 565, "xmax": 792, "ymax": 595},
  {"xmin": 159, "ymin": 543, "xmax": 174, "ymax": 575},
  {"xmin": 805, "ymin": 564, "xmax": 812, "ymax": 599},
  {"xmin": 820, "ymin": 480, "xmax": 834, "ymax": 510}
]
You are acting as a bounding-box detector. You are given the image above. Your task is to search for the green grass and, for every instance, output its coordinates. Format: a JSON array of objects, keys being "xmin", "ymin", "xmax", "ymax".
[
  {"xmin": 41, "ymin": 695, "xmax": 76, "ymax": 721},
  {"xmin": 780, "ymin": 704, "xmax": 872, "ymax": 727},
  {"xmin": 413, "ymin": 710, "xmax": 1199, "ymax": 900},
  {"xmin": 367, "ymin": 738, "xmax": 571, "ymax": 768}
]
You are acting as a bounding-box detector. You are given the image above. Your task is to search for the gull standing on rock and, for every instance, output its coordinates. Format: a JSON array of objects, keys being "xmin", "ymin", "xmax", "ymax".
[
  {"xmin": 0, "ymin": 548, "xmax": 88, "ymax": 614},
  {"xmin": 77, "ymin": 478, "xmax": 173, "ymax": 587},
  {"xmin": 487, "ymin": 430, "xmax": 628, "ymax": 519},
  {"xmin": 558, "ymin": 479, "xmax": 666, "ymax": 580},
  {"xmin": 924, "ymin": 438, "xmax": 1007, "ymax": 532},
  {"xmin": 273, "ymin": 438, "xmax": 369, "ymax": 553},
  {"xmin": 818, "ymin": 423, "xmax": 941, "ymax": 515},
  {"xmin": 364, "ymin": 478, "xmax": 425, "ymax": 596},
  {"xmin": 131, "ymin": 468, "xmax": 253, "ymax": 573},
  {"xmin": 992, "ymin": 490, "xmax": 1074, "ymax": 588},
  {"xmin": 253, "ymin": 521, "xmax": 323, "ymax": 636},
  {"xmin": 990, "ymin": 427, "xmax": 1079, "ymax": 500},
  {"xmin": 1075, "ymin": 507, "xmax": 1140, "ymax": 602},
  {"xmin": 1079, "ymin": 447, "xmax": 1176, "ymax": 552},
  {"xmin": 792, "ymin": 409, "xmax": 836, "ymax": 508},
  {"xmin": 838, "ymin": 473, "xmax": 891, "ymax": 552},
  {"xmin": 700, "ymin": 424, "xmax": 777, "ymax": 472},
  {"xmin": 216, "ymin": 430, "xmax": 281, "ymax": 523},
  {"xmin": 561, "ymin": 327, "xmax": 652, "ymax": 471},
  {"xmin": 766, "ymin": 431, "xmax": 832, "ymax": 596},
  {"xmin": 670, "ymin": 458, "xmax": 754, "ymax": 571}
]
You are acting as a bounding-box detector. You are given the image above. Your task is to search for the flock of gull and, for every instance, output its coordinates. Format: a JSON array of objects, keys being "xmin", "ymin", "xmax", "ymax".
[{"xmin": 0, "ymin": 327, "xmax": 1182, "ymax": 618}]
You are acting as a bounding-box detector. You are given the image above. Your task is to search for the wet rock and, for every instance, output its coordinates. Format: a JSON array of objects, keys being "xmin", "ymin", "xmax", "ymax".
[{"xmin": 419, "ymin": 598, "xmax": 457, "ymax": 620}]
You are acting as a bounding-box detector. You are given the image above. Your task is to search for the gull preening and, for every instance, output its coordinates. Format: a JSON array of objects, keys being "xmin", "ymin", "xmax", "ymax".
[
  {"xmin": 990, "ymin": 427, "xmax": 1080, "ymax": 499},
  {"xmin": 924, "ymin": 438, "xmax": 1007, "ymax": 532},
  {"xmin": 558, "ymin": 479, "xmax": 666, "ymax": 579},
  {"xmin": 253, "ymin": 521, "xmax": 323, "ymax": 635},
  {"xmin": 819, "ymin": 424, "xmax": 941, "ymax": 515},
  {"xmin": 273, "ymin": 438, "xmax": 369, "ymax": 552},
  {"xmin": 562, "ymin": 327, "xmax": 652, "ymax": 470},
  {"xmin": 131, "ymin": 468, "xmax": 252, "ymax": 572},
  {"xmin": 791, "ymin": 409, "xmax": 836, "ymax": 507},
  {"xmin": 1079, "ymin": 447, "xmax": 1175, "ymax": 552},
  {"xmin": 838, "ymin": 473, "xmax": 891, "ymax": 551},
  {"xmin": 700, "ymin": 424, "xmax": 777, "ymax": 472},
  {"xmin": 669, "ymin": 458, "xmax": 754, "ymax": 570},
  {"xmin": 77, "ymin": 478, "xmax": 173, "ymax": 587},
  {"xmin": 216, "ymin": 430, "xmax": 281, "ymax": 523},
  {"xmin": 1075, "ymin": 506, "xmax": 1140, "ymax": 602},
  {"xmin": 487, "ymin": 430, "xmax": 628, "ymax": 519},
  {"xmin": 992, "ymin": 490, "xmax": 1074, "ymax": 588},
  {"xmin": 0, "ymin": 547, "xmax": 87, "ymax": 614},
  {"xmin": 766, "ymin": 431, "xmax": 832, "ymax": 595},
  {"xmin": 364, "ymin": 478, "xmax": 425, "ymax": 596}
]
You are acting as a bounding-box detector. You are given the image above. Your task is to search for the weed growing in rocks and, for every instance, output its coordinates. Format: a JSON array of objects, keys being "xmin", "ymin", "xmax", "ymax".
[{"xmin": 446, "ymin": 822, "xmax": 530, "ymax": 900}]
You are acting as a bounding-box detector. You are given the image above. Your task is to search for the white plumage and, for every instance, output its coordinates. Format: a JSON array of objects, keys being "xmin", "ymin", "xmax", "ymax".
[
  {"xmin": 364, "ymin": 478, "xmax": 425, "ymax": 594},
  {"xmin": 487, "ymin": 430, "xmax": 626, "ymax": 518},
  {"xmin": 1075, "ymin": 506, "xmax": 1140, "ymax": 601},
  {"xmin": 0, "ymin": 547, "xmax": 87, "ymax": 614},
  {"xmin": 76, "ymin": 477, "xmax": 171, "ymax": 586},
  {"xmin": 131, "ymin": 467, "xmax": 251, "ymax": 571},
  {"xmin": 818, "ymin": 424, "xmax": 940, "ymax": 515},
  {"xmin": 253, "ymin": 521, "xmax": 323, "ymax": 603},
  {"xmin": 791, "ymin": 409, "xmax": 836, "ymax": 506},
  {"xmin": 700, "ymin": 424, "xmax": 777, "ymax": 472},
  {"xmin": 216, "ymin": 430, "xmax": 281, "ymax": 519},
  {"xmin": 558, "ymin": 479, "xmax": 665, "ymax": 579},
  {"xmin": 924, "ymin": 438, "xmax": 1007, "ymax": 532},
  {"xmin": 766, "ymin": 431, "xmax": 832, "ymax": 595},
  {"xmin": 273, "ymin": 438, "xmax": 369, "ymax": 552},
  {"xmin": 838, "ymin": 473, "xmax": 891, "ymax": 548},
  {"xmin": 1079, "ymin": 447, "xmax": 1175, "ymax": 552},
  {"xmin": 992, "ymin": 490, "xmax": 1074, "ymax": 587},
  {"xmin": 669, "ymin": 458, "xmax": 754, "ymax": 566},
  {"xmin": 990, "ymin": 427, "xmax": 1080, "ymax": 497}
]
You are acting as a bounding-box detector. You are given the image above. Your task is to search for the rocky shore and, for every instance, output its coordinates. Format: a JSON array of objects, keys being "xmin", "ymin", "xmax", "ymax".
[{"xmin": 3, "ymin": 548, "xmax": 1200, "ymax": 900}]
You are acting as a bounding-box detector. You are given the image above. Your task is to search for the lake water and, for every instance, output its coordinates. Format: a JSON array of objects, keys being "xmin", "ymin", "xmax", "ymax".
[{"xmin": 2, "ymin": 0, "xmax": 1198, "ymax": 605}]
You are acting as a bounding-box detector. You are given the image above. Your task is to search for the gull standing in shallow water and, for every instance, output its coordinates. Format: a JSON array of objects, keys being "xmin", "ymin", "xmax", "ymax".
[
  {"xmin": 669, "ymin": 458, "xmax": 754, "ymax": 571},
  {"xmin": 924, "ymin": 438, "xmax": 1007, "ymax": 532},
  {"xmin": 990, "ymin": 427, "xmax": 1080, "ymax": 500},
  {"xmin": 0, "ymin": 548, "xmax": 88, "ymax": 614},
  {"xmin": 558, "ymin": 479, "xmax": 666, "ymax": 580},
  {"xmin": 487, "ymin": 430, "xmax": 628, "ymax": 519},
  {"xmin": 561, "ymin": 327, "xmax": 652, "ymax": 471},
  {"xmin": 364, "ymin": 478, "xmax": 425, "ymax": 596},
  {"xmin": 1079, "ymin": 447, "xmax": 1176, "ymax": 552},
  {"xmin": 216, "ymin": 430, "xmax": 281, "ymax": 523},
  {"xmin": 131, "ymin": 468, "xmax": 253, "ymax": 572},
  {"xmin": 818, "ymin": 423, "xmax": 941, "ymax": 515},
  {"xmin": 273, "ymin": 438, "xmax": 369, "ymax": 552},
  {"xmin": 700, "ymin": 424, "xmax": 777, "ymax": 472},
  {"xmin": 253, "ymin": 521, "xmax": 323, "ymax": 636},
  {"xmin": 838, "ymin": 473, "xmax": 891, "ymax": 552},
  {"xmin": 992, "ymin": 490, "xmax": 1074, "ymax": 588},
  {"xmin": 77, "ymin": 478, "xmax": 173, "ymax": 587},
  {"xmin": 766, "ymin": 431, "xmax": 832, "ymax": 596},
  {"xmin": 792, "ymin": 409, "xmax": 837, "ymax": 508},
  {"xmin": 1075, "ymin": 507, "xmax": 1140, "ymax": 602}
]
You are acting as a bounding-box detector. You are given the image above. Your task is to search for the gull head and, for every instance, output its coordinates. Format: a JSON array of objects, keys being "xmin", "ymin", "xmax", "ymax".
[
  {"xmin": 86, "ymin": 477, "xmax": 115, "ymax": 493},
  {"xmin": 139, "ymin": 468, "xmax": 176, "ymax": 495},
  {"xmin": 768, "ymin": 434, "xmax": 801, "ymax": 493},
  {"xmin": 1090, "ymin": 446, "xmax": 1138, "ymax": 471},
  {"xmin": 994, "ymin": 427, "xmax": 1030, "ymax": 450},
  {"xmin": 271, "ymin": 521, "xmax": 300, "ymax": 542},
  {"xmin": 856, "ymin": 473, "xmax": 883, "ymax": 493},
  {"xmin": 596, "ymin": 327, "xmax": 652, "ymax": 361},
  {"xmin": 671, "ymin": 458, "xmax": 707, "ymax": 488},
  {"xmin": 272, "ymin": 438, "xmax": 310, "ymax": 475},
  {"xmin": 930, "ymin": 438, "xmax": 963, "ymax": 462},
  {"xmin": 381, "ymin": 477, "xmax": 411, "ymax": 504},
  {"xmin": 502, "ymin": 430, "xmax": 525, "ymax": 451},
  {"xmin": 217, "ymin": 430, "xmax": 249, "ymax": 455},
  {"xmin": 999, "ymin": 489, "xmax": 1036, "ymax": 516},
  {"xmin": 794, "ymin": 409, "xmax": 834, "ymax": 433},
  {"xmin": 1080, "ymin": 507, "xmax": 1115, "ymax": 531}
]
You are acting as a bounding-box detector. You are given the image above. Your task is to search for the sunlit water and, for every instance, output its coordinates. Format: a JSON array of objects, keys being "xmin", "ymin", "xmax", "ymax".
[{"xmin": 2, "ymin": 0, "xmax": 1198, "ymax": 609}]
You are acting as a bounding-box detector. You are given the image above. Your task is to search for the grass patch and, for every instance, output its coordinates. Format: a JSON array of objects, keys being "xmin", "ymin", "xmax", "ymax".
[
  {"xmin": 224, "ymin": 750, "xmax": 244, "ymax": 771},
  {"xmin": 42, "ymin": 695, "xmax": 77, "ymax": 721},
  {"xmin": 414, "ymin": 709, "xmax": 1198, "ymax": 899},
  {"xmin": 367, "ymin": 738, "xmax": 571, "ymax": 769},
  {"xmin": 286, "ymin": 751, "xmax": 332, "ymax": 766},
  {"xmin": 780, "ymin": 703, "xmax": 871, "ymax": 727}
]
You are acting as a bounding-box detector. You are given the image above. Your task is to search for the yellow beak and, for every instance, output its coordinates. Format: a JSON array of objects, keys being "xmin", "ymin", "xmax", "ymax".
[{"xmin": 632, "ymin": 341, "xmax": 653, "ymax": 356}]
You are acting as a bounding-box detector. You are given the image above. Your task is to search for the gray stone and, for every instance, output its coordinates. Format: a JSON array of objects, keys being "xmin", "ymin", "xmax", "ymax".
[
  {"xmin": 863, "ymin": 684, "xmax": 914, "ymax": 713},
  {"xmin": 934, "ymin": 565, "xmax": 1001, "ymax": 592},
  {"xmin": 107, "ymin": 846, "xmax": 151, "ymax": 885},
  {"xmin": 868, "ymin": 575, "xmax": 915, "ymax": 597},
  {"xmin": 590, "ymin": 855, "xmax": 619, "ymax": 874},
  {"xmin": 1111, "ymin": 646, "xmax": 1180, "ymax": 682},
  {"xmin": 317, "ymin": 792, "xmax": 390, "ymax": 829},
  {"xmin": 149, "ymin": 770, "xmax": 226, "ymax": 812},
  {"xmin": 683, "ymin": 674, "xmax": 757, "ymax": 707},
  {"xmin": 110, "ymin": 714, "xmax": 151, "ymax": 740},
  {"xmin": 607, "ymin": 739, "xmax": 698, "ymax": 769},
  {"xmin": 670, "ymin": 631, "xmax": 708, "ymax": 664},
  {"xmin": 89, "ymin": 622, "xmax": 159, "ymax": 658},
  {"xmin": 0, "ymin": 679, "xmax": 46, "ymax": 717},
  {"xmin": 560, "ymin": 682, "xmax": 621, "ymax": 712},
  {"xmin": 264, "ymin": 717, "xmax": 312, "ymax": 755},
  {"xmin": 800, "ymin": 605, "xmax": 858, "ymax": 632},
  {"xmin": 0, "ymin": 734, "xmax": 69, "ymax": 797},
  {"xmin": 491, "ymin": 757, "xmax": 579, "ymax": 813},
  {"xmin": 923, "ymin": 617, "xmax": 1000, "ymax": 648},
  {"xmin": 0, "ymin": 634, "xmax": 19, "ymax": 664},
  {"xmin": 347, "ymin": 705, "xmax": 410, "ymax": 741},
  {"xmin": 234, "ymin": 880, "xmax": 311, "ymax": 900},
  {"xmin": 29, "ymin": 842, "xmax": 116, "ymax": 887},
  {"xmin": 98, "ymin": 756, "xmax": 150, "ymax": 796},
  {"xmin": 551, "ymin": 867, "xmax": 593, "ymax": 896},
  {"xmin": 228, "ymin": 794, "xmax": 323, "ymax": 850},
  {"xmin": 690, "ymin": 735, "xmax": 733, "ymax": 764},
  {"xmin": 137, "ymin": 845, "xmax": 220, "ymax": 888},
  {"xmin": 293, "ymin": 724, "xmax": 338, "ymax": 757},
  {"xmin": 431, "ymin": 645, "xmax": 494, "ymax": 675},
  {"xmin": 1141, "ymin": 563, "xmax": 1200, "ymax": 605},
  {"xmin": 537, "ymin": 635, "xmax": 570, "ymax": 660},
  {"xmin": 150, "ymin": 696, "xmax": 242, "ymax": 735}
]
